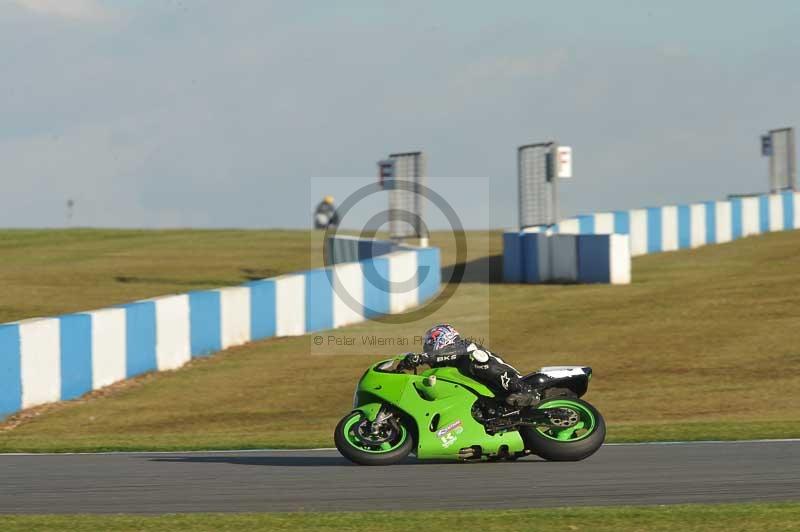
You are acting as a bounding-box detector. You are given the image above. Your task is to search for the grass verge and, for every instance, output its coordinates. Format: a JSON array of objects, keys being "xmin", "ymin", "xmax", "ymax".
[
  {"xmin": 1, "ymin": 229, "xmax": 800, "ymax": 451},
  {"xmin": 0, "ymin": 503, "xmax": 798, "ymax": 531}
]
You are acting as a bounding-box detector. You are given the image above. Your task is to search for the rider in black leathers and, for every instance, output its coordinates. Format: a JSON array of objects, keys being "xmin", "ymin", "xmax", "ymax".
[{"xmin": 399, "ymin": 324, "xmax": 540, "ymax": 407}]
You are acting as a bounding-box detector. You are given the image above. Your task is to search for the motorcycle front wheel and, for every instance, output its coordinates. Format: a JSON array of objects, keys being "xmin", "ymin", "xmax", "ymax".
[
  {"xmin": 334, "ymin": 410, "xmax": 413, "ymax": 466},
  {"xmin": 520, "ymin": 397, "xmax": 606, "ymax": 461}
]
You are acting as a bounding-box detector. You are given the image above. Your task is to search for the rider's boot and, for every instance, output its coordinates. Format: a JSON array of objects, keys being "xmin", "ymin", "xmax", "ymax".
[{"xmin": 505, "ymin": 384, "xmax": 541, "ymax": 408}]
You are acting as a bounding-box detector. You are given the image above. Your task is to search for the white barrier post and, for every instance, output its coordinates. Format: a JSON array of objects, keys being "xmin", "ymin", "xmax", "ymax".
[
  {"xmin": 629, "ymin": 209, "xmax": 648, "ymax": 256},
  {"xmin": 218, "ymin": 287, "xmax": 252, "ymax": 349},
  {"xmin": 741, "ymin": 196, "xmax": 760, "ymax": 237},
  {"xmin": 689, "ymin": 203, "xmax": 707, "ymax": 248},
  {"xmin": 715, "ymin": 201, "xmax": 732, "ymax": 243},
  {"xmin": 19, "ymin": 318, "xmax": 61, "ymax": 408},
  {"xmin": 388, "ymin": 252, "xmax": 419, "ymax": 313},
  {"xmin": 274, "ymin": 274, "xmax": 306, "ymax": 336},
  {"xmin": 768, "ymin": 194, "xmax": 783, "ymax": 232},
  {"xmin": 89, "ymin": 308, "xmax": 127, "ymax": 389},
  {"xmin": 594, "ymin": 213, "xmax": 614, "ymax": 234},
  {"xmin": 557, "ymin": 219, "xmax": 580, "ymax": 235},
  {"xmin": 610, "ymin": 234, "xmax": 632, "ymax": 284},
  {"xmin": 332, "ymin": 261, "xmax": 365, "ymax": 327},
  {"xmin": 661, "ymin": 205, "xmax": 679, "ymax": 252},
  {"xmin": 154, "ymin": 295, "xmax": 191, "ymax": 371}
]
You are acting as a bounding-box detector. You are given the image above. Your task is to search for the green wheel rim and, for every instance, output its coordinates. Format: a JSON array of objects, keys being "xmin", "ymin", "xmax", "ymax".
[
  {"xmin": 536, "ymin": 399, "xmax": 597, "ymax": 442},
  {"xmin": 342, "ymin": 413, "xmax": 408, "ymax": 454}
]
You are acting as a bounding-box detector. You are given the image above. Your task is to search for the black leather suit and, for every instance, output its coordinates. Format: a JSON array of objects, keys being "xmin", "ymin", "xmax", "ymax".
[{"xmin": 406, "ymin": 340, "xmax": 532, "ymax": 399}]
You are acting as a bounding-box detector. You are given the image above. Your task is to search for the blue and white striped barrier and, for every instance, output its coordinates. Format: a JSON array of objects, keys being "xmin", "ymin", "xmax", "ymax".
[
  {"xmin": 0, "ymin": 244, "xmax": 441, "ymax": 419},
  {"xmin": 504, "ymin": 191, "xmax": 800, "ymax": 284},
  {"xmin": 551, "ymin": 191, "xmax": 799, "ymax": 257}
]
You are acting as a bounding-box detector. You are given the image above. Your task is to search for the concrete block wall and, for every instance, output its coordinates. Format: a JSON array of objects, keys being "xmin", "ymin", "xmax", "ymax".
[
  {"xmin": 0, "ymin": 243, "xmax": 441, "ymax": 419},
  {"xmin": 504, "ymin": 232, "xmax": 630, "ymax": 285},
  {"xmin": 326, "ymin": 234, "xmax": 399, "ymax": 265}
]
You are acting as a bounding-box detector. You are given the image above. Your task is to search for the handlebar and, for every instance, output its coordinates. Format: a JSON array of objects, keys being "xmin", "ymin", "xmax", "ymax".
[{"xmin": 375, "ymin": 355, "xmax": 418, "ymax": 375}]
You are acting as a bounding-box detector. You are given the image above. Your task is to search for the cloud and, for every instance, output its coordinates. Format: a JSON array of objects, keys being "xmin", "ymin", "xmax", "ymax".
[
  {"xmin": 11, "ymin": 0, "xmax": 111, "ymax": 21},
  {"xmin": 0, "ymin": 2, "xmax": 797, "ymax": 229}
]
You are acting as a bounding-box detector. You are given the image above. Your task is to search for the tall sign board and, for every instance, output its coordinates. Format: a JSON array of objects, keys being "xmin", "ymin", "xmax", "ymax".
[
  {"xmin": 377, "ymin": 151, "xmax": 427, "ymax": 243},
  {"xmin": 518, "ymin": 142, "xmax": 572, "ymax": 228},
  {"xmin": 762, "ymin": 127, "xmax": 796, "ymax": 192}
]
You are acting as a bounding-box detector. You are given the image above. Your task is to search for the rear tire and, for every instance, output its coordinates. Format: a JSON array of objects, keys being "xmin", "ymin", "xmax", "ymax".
[
  {"xmin": 334, "ymin": 410, "xmax": 414, "ymax": 466},
  {"xmin": 520, "ymin": 398, "xmax": 606, "ymax": 461}
]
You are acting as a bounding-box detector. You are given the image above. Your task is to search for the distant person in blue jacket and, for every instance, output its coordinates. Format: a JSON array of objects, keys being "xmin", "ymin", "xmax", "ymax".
[{"xmin": 313, "ymin": 196, "xmax": 339, "ymax": 229}]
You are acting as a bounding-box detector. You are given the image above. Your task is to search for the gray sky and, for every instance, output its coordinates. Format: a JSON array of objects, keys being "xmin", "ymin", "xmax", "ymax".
[{"xmin": 2, "ymin": 0, "xmax": 799, "ymax": 229}]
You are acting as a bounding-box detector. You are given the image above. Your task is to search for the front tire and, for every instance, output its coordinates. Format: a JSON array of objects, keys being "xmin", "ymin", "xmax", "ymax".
[
  {"xmin": 334, "ymin": 410, "xmax": 413, "ymax": 466},
  {"xmin": 520, "ymin": 398, "xmax": 606, "ymax": 461}
]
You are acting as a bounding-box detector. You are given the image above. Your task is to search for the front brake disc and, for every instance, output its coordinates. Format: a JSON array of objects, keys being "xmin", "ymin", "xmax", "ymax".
[{"xmin": 354, "ymin": 419, "xmax": 393, "ymax": 446}]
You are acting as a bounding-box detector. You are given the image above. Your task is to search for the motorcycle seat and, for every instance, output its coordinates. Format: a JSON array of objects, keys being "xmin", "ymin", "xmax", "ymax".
[
  {"xmin": 522, "ymin": 366, "xmax": 591, "ymax": 381},
  {"xmin": 522, "ymin": 366, "xmax": 592, "ymax": 396}
]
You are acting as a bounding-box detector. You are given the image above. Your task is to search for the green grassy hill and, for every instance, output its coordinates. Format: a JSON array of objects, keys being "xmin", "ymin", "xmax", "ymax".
[
  {"xmin": 1, "ymin": 229, "xmax": 799, "ymax": 451},
  {"xmin": 0, "ymin": 229, "xmax": 319, "ymax": 323}
]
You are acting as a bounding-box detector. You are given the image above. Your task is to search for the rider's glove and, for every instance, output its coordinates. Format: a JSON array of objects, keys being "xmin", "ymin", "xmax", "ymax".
[{"xmin": 397, "ymin": 353, "xmax": 423, "ymax": 371}]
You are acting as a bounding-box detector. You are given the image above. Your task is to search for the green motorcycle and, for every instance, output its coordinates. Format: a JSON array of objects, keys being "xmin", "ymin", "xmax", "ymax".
[{"xmin": 334, "ymin": 355, "xmax": 606, "ymax": 465}]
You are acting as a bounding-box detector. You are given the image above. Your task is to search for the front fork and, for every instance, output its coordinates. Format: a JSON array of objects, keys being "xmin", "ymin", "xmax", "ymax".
[
  {"xmin": 353, "ymin": 402, "xmax": 401, "ymax": 435},
  {"xmin": 350, "ymin": 404, "xmax": 403, "ymax": 447},
  {"xmin": 353, "ymin": 402, "xmax": 384, "ymax": 422}
]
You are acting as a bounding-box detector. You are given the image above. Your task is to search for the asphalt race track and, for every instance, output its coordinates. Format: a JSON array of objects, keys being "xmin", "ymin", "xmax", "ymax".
[{"xmin": 0, "ymin": 440, "xmax": 797, "ymax": 514}]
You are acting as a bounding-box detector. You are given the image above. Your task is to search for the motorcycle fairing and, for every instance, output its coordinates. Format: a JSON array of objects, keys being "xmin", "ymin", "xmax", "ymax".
[{"xmin": 352, "ymin": 359, "xmax": 524, "ymax": 459}]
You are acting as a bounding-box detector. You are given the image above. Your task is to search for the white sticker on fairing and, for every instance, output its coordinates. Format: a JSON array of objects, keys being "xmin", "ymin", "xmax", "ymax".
[
  {"xmin": 437, "ymin": 420, "xmax": 464, "ymax": 448},
  {"xmin": 539, "ymin": 366, "xmax": 587, "ymax": 379},
  {"xmin": 436, "ymin": 420, "xmax": 462, "ymax": 438}
]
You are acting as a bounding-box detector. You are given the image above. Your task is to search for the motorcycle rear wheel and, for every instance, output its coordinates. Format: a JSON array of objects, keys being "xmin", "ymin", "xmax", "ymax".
[
  {"xmin": 520, "ymin": 398, "xmax": 606, "ymax": 461},
  {"xmin": 334, "ymin": 410, "xmax": 413, "ymax": 466}
]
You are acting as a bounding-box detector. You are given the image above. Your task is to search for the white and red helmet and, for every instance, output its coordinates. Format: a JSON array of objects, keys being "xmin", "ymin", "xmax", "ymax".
[{"xmin": 423, "ymin": 324, "xmax": 460, "ymax": 352}]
